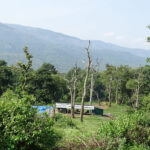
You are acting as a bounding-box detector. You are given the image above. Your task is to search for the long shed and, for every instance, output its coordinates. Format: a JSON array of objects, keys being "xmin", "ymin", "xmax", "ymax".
[{"xmin": 56, "ymin": 103, "xmax": 103, "ymax": 115}]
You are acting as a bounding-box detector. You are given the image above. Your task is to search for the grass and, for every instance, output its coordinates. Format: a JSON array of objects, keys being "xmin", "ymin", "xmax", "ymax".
[
  {"xmin": 54, "ymin": 103, "xmax": 129, "ymax": 148},
  {"xmin": 104, "ymin": 103, "xmax": 129, "ymax": 116}
]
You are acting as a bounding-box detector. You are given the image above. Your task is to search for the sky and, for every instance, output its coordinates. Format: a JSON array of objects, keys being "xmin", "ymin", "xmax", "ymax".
[{"xmin": 0, "ymin": 0, "xmax": 150, "ymax": 49}]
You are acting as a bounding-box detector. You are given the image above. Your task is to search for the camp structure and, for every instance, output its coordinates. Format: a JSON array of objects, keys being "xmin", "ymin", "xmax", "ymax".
[{"xmin": 56, "ymin": 103, "xmax": 103, "ymax": 115}]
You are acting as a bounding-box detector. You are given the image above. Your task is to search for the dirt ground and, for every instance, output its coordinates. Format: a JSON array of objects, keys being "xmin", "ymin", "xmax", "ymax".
[{"xmin": 94, "ymin": 102, "xmax": 109, "ymax": 110}]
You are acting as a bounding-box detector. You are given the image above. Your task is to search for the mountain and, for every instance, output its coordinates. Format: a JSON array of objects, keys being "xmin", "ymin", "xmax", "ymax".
[{"xmin": 0, "ymin": 22, "xmax": 149, "ymax": 72}]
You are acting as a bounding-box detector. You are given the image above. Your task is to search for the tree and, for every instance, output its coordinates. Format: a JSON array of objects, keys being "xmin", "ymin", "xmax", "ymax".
[
  {"xmin": 141, "ymin": 93, "xmax": 150, "ymax": 112},
  {"xmin": 28, "ymin": 65, "xmax": 53, "ymax": 104},
  {"xmin": 65, "ymin": 64, "xmax": 78, "ymax": 118},
  {"xmin": 126, "ymin": 79, "xmax": 137, "ymax": 107},
  {"xmin": 126, "ymin": 67, "xmax": 143, "ymax": 108},
  {"xmin": 72, "ymin": 64, "xmax": 77, "ymax": 118},
  {"xmin": 142, "ymin": 64, "xmax": 150, "ymax": 95},
  {"xmin": 0, "ymin": 60, "xmax": 7, "ymax": 67},
  {"xmin": 66, "ymin": 67, "xmax": 84, "ymax": 102},
  {"xmin": 94, "ymin": 72, "xmax": 105, "ymax": 105},
  {"xmin": 89, "ymin": 60, "xmax": 100, "ymax": 106},
  {"xmin": 116, "ymin": 65, "xmax": 133, "ymax": 105},
  {"xmin": 80, "ymin": 40, "xmax": 92, "ymax": 122},
  {"xmin": 17, "ymin": 46, "xmax": 33, "ymax": 91},
  {"xmin": 0, "ymin": 62, "xmax": 13, "ymax": 96},
  {"xmin": 39, "ymin": 63, "xmax": 57, "ymax": 74},
  {"xmin": 134, "ymin": 67, "xmax": 143, "ymax": 108},
  {"xmin": 89, "ymin": 64, "xmax": 94, "ymax": 106},
  {"xmin": 0, "ymin": 90, "xmax": 59, "ymax": 149},
  {"xmin": 104, "ymin": 64, "xmax": 116, "ymax": 107},
  {"xmin": 113, "ymin": 66, "xmax": 126, "ymax": 104},
  {"xmin": 51, "ymin": 74, "xmax": 68, "ymax": 103},
  {"xmin": 28, "ymin": 63, "xmax": 67, "ymax": 104}
]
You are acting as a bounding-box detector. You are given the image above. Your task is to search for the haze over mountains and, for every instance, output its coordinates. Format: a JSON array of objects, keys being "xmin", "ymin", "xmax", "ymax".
[{"xmin": 0, "ymin": 22, "xmax": 149, "ymax": 72}]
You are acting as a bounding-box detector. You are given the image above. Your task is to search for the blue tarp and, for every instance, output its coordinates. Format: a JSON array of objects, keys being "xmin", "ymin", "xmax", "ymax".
[{"xmin": 32, "ymin": 106, "xmax": 54, "ymax": 114}]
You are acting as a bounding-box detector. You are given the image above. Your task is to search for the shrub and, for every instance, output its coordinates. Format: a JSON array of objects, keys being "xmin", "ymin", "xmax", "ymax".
[
  {"xmin": 55, "ymin": 113, "xmax": 76, "ymax": 128},
  {"xmin": 0, "ymin": 90, "xmax": 60, "ymax": 150},
  {"xmin": 97, "ymin": 113, "xmax": 150, "ymax": 149},
  {"xmin": 141, "ymin": 93, "xmax": 150, "ymax": 112}
]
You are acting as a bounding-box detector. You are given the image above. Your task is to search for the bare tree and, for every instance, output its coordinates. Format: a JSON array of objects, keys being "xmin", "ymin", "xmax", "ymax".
[
  {"xmin": 135, "ymin": 67, "xmax": 143, "ymax": 108},
  {"xmin": 114, "ymin": 68, "xmax": 120, "ymax": 105},
  {"xmin": 105, "ymin": 65, "xmax": 115, "ymax": 107},
  {"xmin": 89, "ymin": 59, "xmax": 101, "ymax": 106},
  {"xmin": 89, "ymin": 64, "xmax": 94, "ymax": 106},
  {"xmin": 96, "ymin": 92, "xmax": 101, "ymax": 106},
  {"xmin": 80, "ymin": 40, "xmax": 92, "ymax": 122},
  {"xmin": 115, "ymin": 79, "xmax": 119, "ymax": 104},
  {"xmin": 108, "ymin": 76, "xmax": 113, "ymax": 107},
  {"xmin": 65, "ymin": 63, "xmax": 78, "ymax": 118},
  {"xmin": 71, "ymin": 63, "xmax": 77, "ymax": 118}
]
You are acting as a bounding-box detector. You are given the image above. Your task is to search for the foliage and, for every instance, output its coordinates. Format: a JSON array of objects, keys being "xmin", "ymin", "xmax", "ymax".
[
  {"xmin": 27, "ymin": 63, "xmax": 68, "ymax": 104},
  {"xmin": 17, "ymin": 46, "xmax": 33, "ymax": 91},
  {"xmin": 54, "ymin": 113, "xmax": 76, "ymax": 128},
  {"xmin": 97, "ymin": 113, "xmax": 150, "ymax": 149},
  {"xmin": 18, "ymin": 46, "xmax": 33, "ymax": 71},
  {"xmin": 0, "ymin": 60, "xmax": 7, "ymax": 66},
  {"xmin": 141, "ymin": 93, "xmax": 150, "ymax": 112},
  {"xmin": 0, "ymin": 25, "xmax": 150, "ymax": 149},
  {"xmin": 0, "ymin": 90, "xmax": 60, "ymax": 150},
  {"xmin": 0, "ymin": 56, "xmax": 149, "ymax": 109},
  {"xmin": 40, "ymin": 63, "xmax": 57, "ymax": 74},
  {"xmin": 0, "ymin": 61, "xmax": 13, "ymax": 96},
  {"xmin": 141, "ymin": 65, "xmax": 150, "ymax": 95},
  {"xmin": 126, "ymin": 79, "xmax": 137, "ymax": 90}
]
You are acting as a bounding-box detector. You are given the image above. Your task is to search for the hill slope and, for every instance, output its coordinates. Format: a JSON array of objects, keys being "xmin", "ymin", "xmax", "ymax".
[{"xmin": 0, "ymin": 23, "xmax": 149, "ymax": 72}]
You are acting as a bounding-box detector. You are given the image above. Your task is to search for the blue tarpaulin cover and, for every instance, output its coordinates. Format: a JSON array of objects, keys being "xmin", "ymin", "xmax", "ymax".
[{"xmin": 32, "ymin": 106, "xmax": 54, "ymax": 114}]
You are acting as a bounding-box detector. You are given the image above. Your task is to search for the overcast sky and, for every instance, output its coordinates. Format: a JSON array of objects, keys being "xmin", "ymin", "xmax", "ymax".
[{"xmin": 0, "ymin": 0, "xmax": 150, "ymax": 49}]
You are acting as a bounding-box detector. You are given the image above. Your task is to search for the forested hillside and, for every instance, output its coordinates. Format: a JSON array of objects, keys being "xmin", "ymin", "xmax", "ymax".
[{"xmin": 0, "ymin": 23, "xmax": 149, "ymax": 72}]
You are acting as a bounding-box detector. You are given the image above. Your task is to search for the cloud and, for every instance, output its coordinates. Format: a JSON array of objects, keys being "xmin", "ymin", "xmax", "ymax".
[{"xmin": 103, "ymin": 32, "xmax": 115, "ymax": 37}]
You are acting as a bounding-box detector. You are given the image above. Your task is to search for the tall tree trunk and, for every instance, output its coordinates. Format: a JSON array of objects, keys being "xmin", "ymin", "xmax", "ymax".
[
  {"xmin": 22, "ymin": 75, "xmax": 27, "ymax": 91},
  {"xmin": 108, "ymin": 76, "xmax": 112, "ymax": 107},
  {"xmin": 80, "ymin": 40, "xmax": 91, "ymax": 122},
  {"xmin": 69, "ymin": 87, "xmax": 73, "ymax": 115},
  {"xmin": 115, "ymin": 80, "xmax": 119, "ymax": 104},
  {"xmin": 135, "ymin": 80, "xmax": 140, "ymax": 108},
  {"xmin": 70, "ymin": 87, "xmax": 74, "ymax": 118},
  {"xmin": 80, "ymin": 71, "xmax": 89, "ymax": 121},
  {"xmin": 96, "ymin": 92, "xmax": 100, "ymax": 106},
  {"xmin": 71, "ymin": 66, "xmax": 77, "ymax": 118},
  {"xmin": 135, "ymin": 68, "xmax": 143, "ymax": 109},
  {"xmin": 89, "ymin": 66, "xmax": 94, "ymax": 106},
  {"xmin": 121, "ymin": 94, "xmax": 125, "ymax": 104}
]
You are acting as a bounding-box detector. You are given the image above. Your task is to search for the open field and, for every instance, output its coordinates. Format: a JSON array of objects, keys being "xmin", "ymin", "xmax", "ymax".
[{"xmin": 54, "ymin": 103, "xmax": 129, "ymax": 148}]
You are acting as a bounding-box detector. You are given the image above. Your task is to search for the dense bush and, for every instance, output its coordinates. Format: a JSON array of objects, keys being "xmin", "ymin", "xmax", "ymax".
[
  {"xmin": 0, "ymin": 64, "xmax": 13, "ymax": 96},
  {"xmin": 0, "ymin": 90, "xmax": 60, "ymax": 150},
  {"xmin": 141, "ymin": 93, "xmax": 150, "ymax": 112},
  {"xmin": 97, "ymin": 113, "xmax": 150, "ymax": 149}
]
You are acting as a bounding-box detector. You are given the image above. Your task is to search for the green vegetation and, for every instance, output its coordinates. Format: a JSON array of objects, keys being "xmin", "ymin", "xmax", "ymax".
[
  {"xmin": 0, "ymin": 90, "xmax": 59, "ymax": 150},
  {"xmin": 96, "ymin": 113, "xmax": 150, "ymax": 150},
  {"xmin": 0, "ymin": 42, "xmax": 150, "ymax": 149},
  {"xmin": 54, "ymin": 104, "xmax": 134, "ymax": 149}
]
